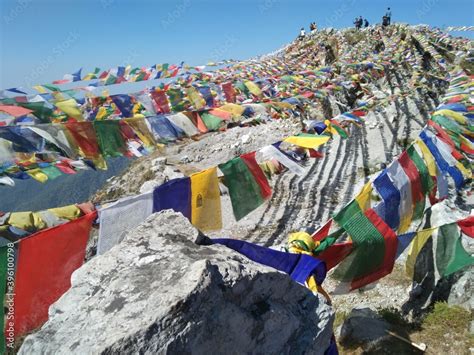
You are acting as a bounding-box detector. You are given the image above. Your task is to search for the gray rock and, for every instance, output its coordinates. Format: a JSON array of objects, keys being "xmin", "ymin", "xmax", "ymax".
[
  {"xmin": 447, "ymin": 268, "xmax": 473, "ymax": 311},
  {"xmin": 20, "ymin": 211, "xmax": 334, "ymax": 354},
  {"xmin": 339, "ymin": 306, "xmax": 390, "ymax": 346}
]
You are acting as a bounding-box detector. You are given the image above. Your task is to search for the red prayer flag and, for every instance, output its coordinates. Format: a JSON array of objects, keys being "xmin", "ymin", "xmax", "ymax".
[
  {"xmin": 194, "ymin": 112, "xmax": 209, "ymax": 133},
  {"xmin": 351, "ymin": 110, "xmax": 366, "ymax": 117},
  {"xmin": 398, "ymin": 151, "xmax": 424, "ymax": 203},
  {"xmin": 65, "ymin": 121, "xmax": 101, "ymax": 159},
  {"xmin": 150, "ymin": 91, "xmax": 171, "ymax": 114},
  {"xmin": 312, "ymin": 219, "xmax": 332, "ymax": 241},
  {"xmin": 222, "ymin": 82, "xmax": 236, "ymax": 103},
  {"xmin": 12, "ymin": 212, "xmax": 96, "ymax": 336},
  {"xmin": 241, "ymin": 152, "xmax": 272, "ymax": 199},
  {"xmin": 317, "ymin": 242, "xmax": 353, "ymax": 270},
  {"xmin": 458, "ymin": 216, "xmax": 474, "ymax": 238}
]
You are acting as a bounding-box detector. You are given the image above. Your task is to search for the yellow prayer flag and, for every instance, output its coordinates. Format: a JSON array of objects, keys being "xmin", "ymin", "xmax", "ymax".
[
  {"xmin": 26, "ymin": 168, "xmax": 49, "ymax": 183},
  {"xmin": 55, "ymin": 99, "xmax": 84, "ymax": 121},
  {"xmin": 433, "ymin": 109, "xmax": 466, "ymax": 125},
  {"xmin": 190, "ymin": 167, "xmax": 222, "ymax": 231},
  {"xmin": 7, "ymin": 212, "xmax": 47, "ymax": 231},
  {"xmin": 244, "ymin": 81, "xmax": 262, "ymax": 96},
  {"xmin": 355, "ymin": 181, "xmax": 373, "ymax": 211},
  {"xmin": 406, "ymin": 228, "xmax": 435, "ymax": 277},
  {"xmin": 219, "ymin": 103, "xmax": 245, "ymax": 118},
  {"xmin": 125, "ymin": 117, "xmax": 157, "ymax": 148},
  {"xmin": 33, "ymin": 85, "xmax": 47, "ymax": 94},
  {"xmin": 186, "ymin": 87, "xmax": 206, "ymax": 110},
  {"xmin": 283, "ymin": 135, "xmax": 330, "ymax": 149},
  {"xmin": 416, "ymin": 139, "xmax": 437, "ymax": 177},
  {"xmin": 47, "ymin": 205, "xmax": 82, "ymax": 220}
]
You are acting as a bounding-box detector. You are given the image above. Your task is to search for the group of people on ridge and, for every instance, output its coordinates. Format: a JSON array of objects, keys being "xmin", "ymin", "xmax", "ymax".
[
  {"xmin": 298, "ymin": 21, "xmax": 318, "ymax": 40},
  {"xmin": 353, "ymin": 7, "xmax": 392, "ymax": 30},
  {"xmin": 353, "ymin": 16, "xmax": 369, "ymax": 29},
  {"xmin": 299, "ymin": 7, "xmax": 392, "ymax": 41}
]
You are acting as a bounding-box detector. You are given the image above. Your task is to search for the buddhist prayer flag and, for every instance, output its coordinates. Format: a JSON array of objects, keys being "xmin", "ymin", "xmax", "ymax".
[
  {"xmin": 153, "ymin": 178, "xmax": 191, "ymax": 219},
  {"xmin": 218, "ymin": 157, "xmax": 265, "ymax": 221},
  {"xmin": 436, "ymin": 223, "xmax": 473, "ymax": 276},
  {"xmin": 0, "ymin": 126, "xmax": 45, "ymax": 153},
  {"xmin": 93, "ymin": 120, "xmax": 127, "ymax": 157},
  {"xmin": 222, "ymin": 82, "xmax": 236, "ymax": 103},
  {"xmin": 190, "ymin": 168, "xmax": 222, "ymax": 231},
  {"xmin": 200, "ymin": 112, "xmax": 223, "ymax": 131},
  {"xmin": 12, "ymin": 212, "xmax": 96, "ymax": 336},
  {"xmin": 150, "ymin": 91, "xmax": 171, "ymax": 114},
  {"xmin": 209, "ymin": 238, "xmax": 326, "ymax": 286},
  {"xmin": 332, "ymin": 208, "xmax": 397, "ymax": 290},
  {"xmin": 167, "ymin": 88, "xmax": 187, "ymax": 112},
  {"xmin": 147, "ymin": 115, "xmax": 184, "ymax": 142},
  {"xmin": 198, "ymin": 86, "xmax": 215, "ymax": 107},
  {"xmin": 111, "ymin": 94, "xmax": 134, "ymax": 118},
  {"xmin": 284, "ymin": 133, "xmax": 330, "ymax": 149},
  {"xmin": 186, "ymin": 87, "xmax": 206, "ymax": 110},
  {"xmin": 166, "ymin": 113, "xmax": 199, "ymax": 137},
  {"xmin": 240, "ymin": 151, "xmax": 272, "ymax": 200},
  {"xmin": 97, "ymin": 192, "xmax": 154, "ymax": 255},
  {"xmin": 55, "ymin": 99, "xmax": 84, "ymax": 120}
]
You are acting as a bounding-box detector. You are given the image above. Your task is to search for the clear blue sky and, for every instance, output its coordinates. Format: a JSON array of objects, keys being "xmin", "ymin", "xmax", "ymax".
[{"xmin": 1, "ymin": 0, "xmax": 473, "ymax": 89}]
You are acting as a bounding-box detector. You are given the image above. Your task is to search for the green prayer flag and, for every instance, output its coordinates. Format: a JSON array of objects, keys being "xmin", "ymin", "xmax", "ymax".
[
  {"xmin": 332, "ymin": 210, "xmax": 385, "ymax": 282},
  {"xmin": 407, "ymin": 145, "xmax": 434, "ymax": 195},
  {"xmin": 436, "ymin": 223, "xmax": 474, "ymax": 276},
  {"xmin": 42, "ymin": 84, "xmax": 61, "ymax": 92},
  {"xmin": 17, "ymin": 102, "xmax": 53, "ymax": 123},
  {"xmin": 93, "ymin": 121, "xmax": 127, "ymax": 158},
  {"xmin": 333, "ymin": 199, "xmax": 362, "ymax": 227},
  {"xmin": 105, "ymin": 74, "xmax": 117, "ymax": 86},
  {"xmin": 218, "ymin": 157, "xmax": 264, "ymax": 221},
  {"xmin": 41, "ymin": 166, "xmax": 63, "ymax": 180},
  {"xmin": 200, "ymin": 112, "xmax": 223, "ymax": 131}
]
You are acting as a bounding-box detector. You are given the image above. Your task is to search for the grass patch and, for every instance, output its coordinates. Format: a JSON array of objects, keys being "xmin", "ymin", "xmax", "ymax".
[
  {"xmin": 422, "ymin": 302, "xmax": 471, "ymax": 338},
  {"xmin": 334, "ymin": 311, "xmax": 348, "ymax": 329},
  {"xmin": 409, "ymin": 302, "xmax": 473, "ymax": 354},
  {"xmin": 378, "ymin": 307, "xmax": 410, "ymax": 328}
]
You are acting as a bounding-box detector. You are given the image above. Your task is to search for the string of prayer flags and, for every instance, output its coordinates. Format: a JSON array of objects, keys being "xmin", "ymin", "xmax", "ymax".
[
  {"xmin": 405, "ymin": 218, "xmax": 474, "ymax": 278},
  {"xmin": 190, "ymin": 168, "xmax": 222, "ymax": 231},
  {"xmin": 12, "ymin": 212, "xmax": 96, "ymax": 336},
  {"xmin": 259, "ymin": 145, "xmax": 305, "ymax": 176}
]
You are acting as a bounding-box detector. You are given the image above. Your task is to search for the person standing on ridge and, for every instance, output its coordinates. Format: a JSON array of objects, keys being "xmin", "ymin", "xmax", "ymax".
[
  {"xmin": 386, "ymin": 7, "xmax": 391, "ymax": 25},
  {"xmin": 298, "ymin": 27, "xmax": 306, "ymax": 40},
  {"xmin": 364, "ymin": 18, "xmax": 369, "ymax": 27}
]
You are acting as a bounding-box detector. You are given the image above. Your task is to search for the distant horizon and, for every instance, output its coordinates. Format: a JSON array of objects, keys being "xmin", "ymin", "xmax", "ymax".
[{"xmin": 1, "ymin": 0, "xmax": 473, "ymax": 89}]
